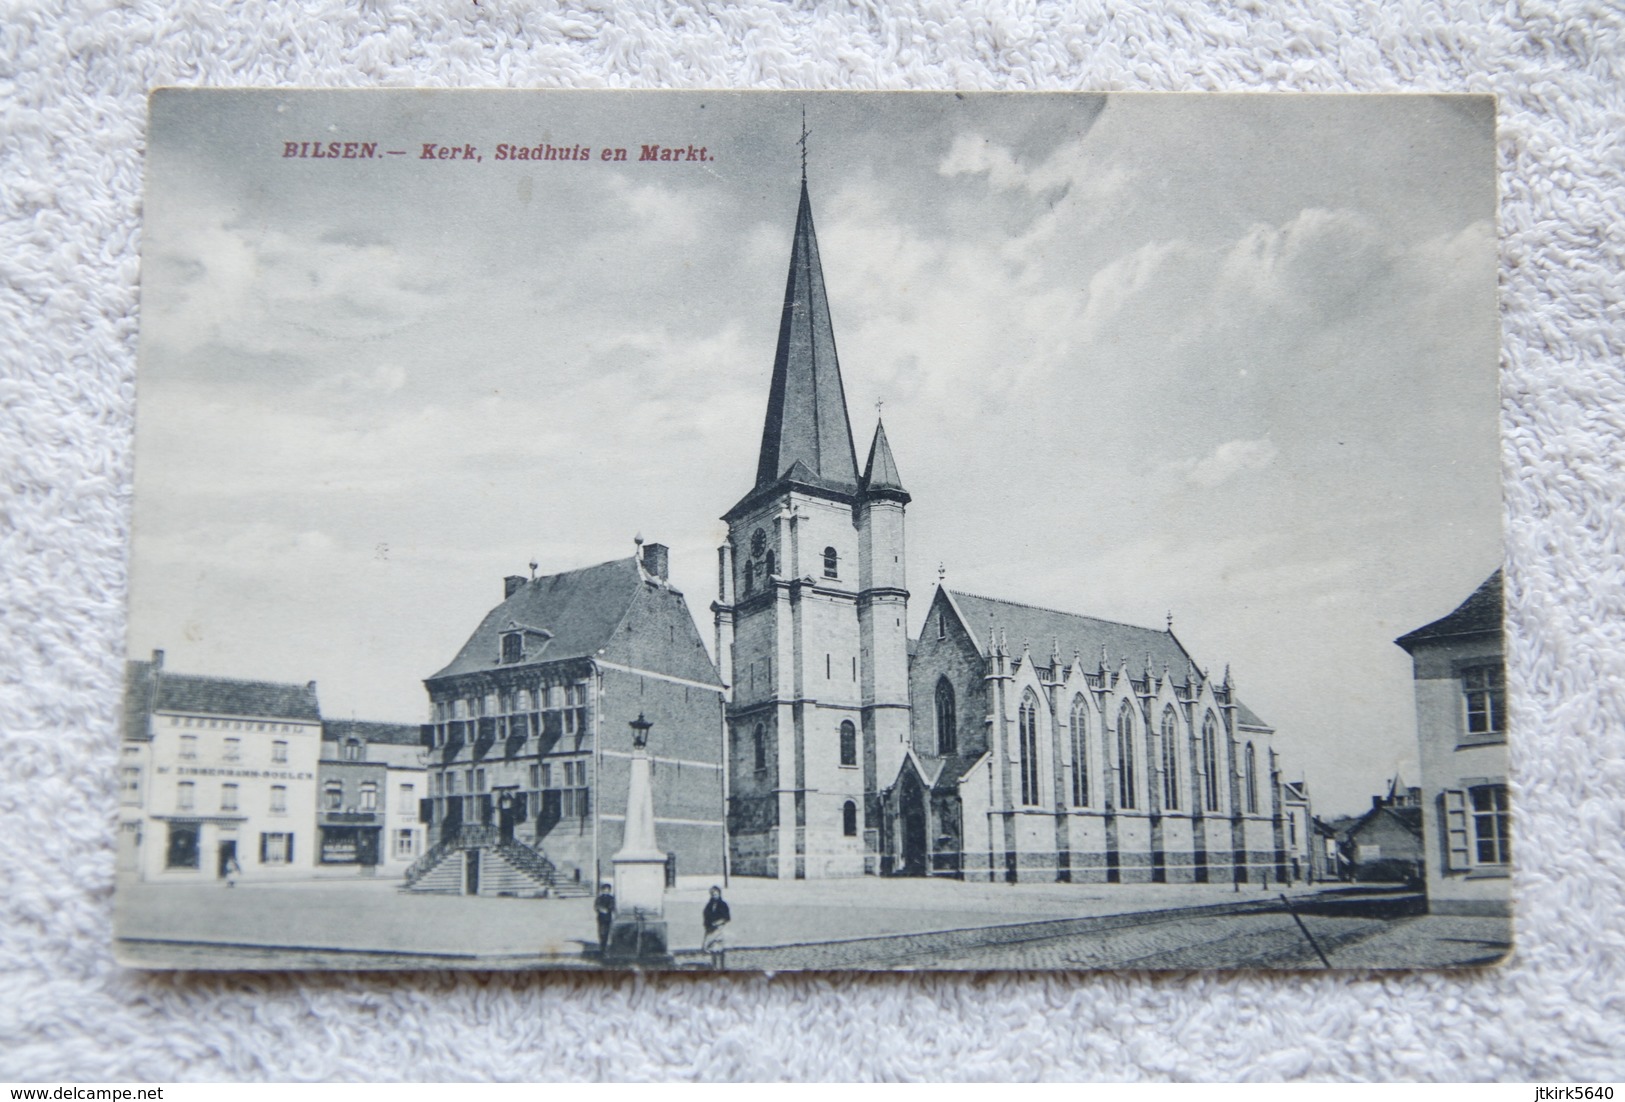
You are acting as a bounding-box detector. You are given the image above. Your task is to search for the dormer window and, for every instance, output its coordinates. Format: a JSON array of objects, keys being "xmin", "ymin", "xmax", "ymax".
[
  {"xmin": 823, "ymin": 546, "xmax": 839, "ymax": 578},
  {"xmin": 502, "ymin": 632, "xmax": 523, "ymax": 664}
]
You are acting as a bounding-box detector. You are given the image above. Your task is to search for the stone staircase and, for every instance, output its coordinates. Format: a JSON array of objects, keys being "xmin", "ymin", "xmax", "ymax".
[{"xmin": 401, "ymin": 827, "xmax": 589, "ymax": 898}]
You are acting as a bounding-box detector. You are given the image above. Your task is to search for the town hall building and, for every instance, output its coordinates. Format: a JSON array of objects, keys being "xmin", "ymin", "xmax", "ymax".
[{"xmin": 713, "ymin": 171, "xmax": 1297, "ymax": 884}]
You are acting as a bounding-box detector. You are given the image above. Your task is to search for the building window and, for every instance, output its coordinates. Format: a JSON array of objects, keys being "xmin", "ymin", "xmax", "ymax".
[
  {"xmin": 562, "ymin": 684, "xmax": 588, "ymax": 737},
  {"xmin": 753, "ymin": 724, "xmax": 767, "ymax": 772},
  {"xmin": 1201, "ymin": 711, "xmax": 1221, "ymax": 812},
  {"xmin": 176, "ymin": 780, "xmax": 195, "ymax": 812},
  {"xmin": 360, "ymin": 781, "xmax": 378, "ymax": 811},
  {"xmin": 561, "ymin": 761, "xmax": 590, "ymax": 818},
  {"xmin": 166, "ymin": 823, "xmax": 200, "ymax": 869},
  {"xmin": 935, "ymin": 678, "xmax": 957, "ymax": 756},
  {"xmin": 1462, "ymin": 665, "xmax": 1506, "ymax": 738},
  {"xmin": 1116, "ymin": 701, "xmax": 1137, "ymax": 811},
  {"xmin": 842, "ymin": 800, "xmax": 858, "ymax": 837},
  {"xmin": 325, "ymin": 781, "xmax": 343, "ymax": 811},
  {"xmin": 224, "ymin": 737, "xmax": 241, "ymax": 762},
  {"xmin": 502, "ymin": 632, "xmax": 523, "ymax": 664},
  {"xmin": 268, "ymin": 785, "xmax": 287, "ymax": 815},
  {"xmin": 180, "ymin": 735, "xmax": 197, "ymax": 760},
  {"xmin": 447, "ymin": 771, "xmax": 459, "ymax": 796},
  {"xmin": 261, "ymin": 832, "xmax": 292, "ymax": 865},
  {"xmin": 342, "ymin": 739, "xmax": 363, "ymax": 762},
  {"xmin": 823, "ymin": 546, "xmax": 838, "ymax": 578},
  {"xmin": 221, "ymin": 783, "xmax": 239, "ymax": 812},
  {"xmin": 1471, "ymin": 784, "xmax": 1511, "ymax": 864},
  {"xmin": 1161, "ymin": 706, "xmax": 1180, "ymax": 811},
  {"xmin": 1018, "ymin": 692, "xmax": 1042, "ymax": 806},
  {"xmin": 765, "ymin": 550, "xmax": 776, "ymax": 577},
  {"xmin": 395, "ymin": 829, "xmax": 416, "ymax": 859},
  {"xmin": 1244, "ymin": 743, "xmax": 1260, "ymax": 814},
  {"xmin": 401, "ymin": 783, "xmax": 415, "ymax": 809},
  {"xmin": 272, "ymin": 740, "xmax": 288, "ymax": 763},
  {"xmin": 743, "ymin": 560, "xmax": 755, "ymax": 596},
  {"xmin": 839, "ymin": 720, "xmax": 857, "ymax": 767},
  {"xmin": 937, "ymin": 613, "xmax": 946, "ymax": 641},
  {"xmin": 1070, "ymin": 694, "xmax": 1090, "ymax": 806}
]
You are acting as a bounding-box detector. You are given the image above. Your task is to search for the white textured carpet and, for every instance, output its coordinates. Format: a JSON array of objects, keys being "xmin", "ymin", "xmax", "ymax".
[{"xmin": 3, "ymin": 0, "xmax": 1623, "ymax": 1083}]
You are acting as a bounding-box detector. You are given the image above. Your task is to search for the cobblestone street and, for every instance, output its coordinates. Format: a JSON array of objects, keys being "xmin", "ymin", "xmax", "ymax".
[
  {"xmin": 723, "ymin": 911, "xmax": 1511, "ymax": 972},
  {"xmin": 115, "ymin": 873, "xmax": 1506, "ymax": 972}
]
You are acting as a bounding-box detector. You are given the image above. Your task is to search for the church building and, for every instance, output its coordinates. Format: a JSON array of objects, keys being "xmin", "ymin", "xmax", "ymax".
[{"xmin": 715, "ymin": 171, "xmax": 1295, "ymax": 884}]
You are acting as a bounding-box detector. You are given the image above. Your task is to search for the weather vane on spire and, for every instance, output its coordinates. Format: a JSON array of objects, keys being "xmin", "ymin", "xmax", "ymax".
[{"xmin": 798, "ymin": 105, "xmax": 811, "ymax": 181}]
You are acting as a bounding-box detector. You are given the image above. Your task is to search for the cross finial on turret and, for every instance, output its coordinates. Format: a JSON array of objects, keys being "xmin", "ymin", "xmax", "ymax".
[
  {"xmin": 1166, "ymin": 610, "xmax": 1174, "ymax": 631},
  {"xmin": 937, "ymin": 561, "xmax": 946, "ymax": 581},
  {"xmin": 798, "ymin": 105, "xmax": 811, "ymax": 182}
]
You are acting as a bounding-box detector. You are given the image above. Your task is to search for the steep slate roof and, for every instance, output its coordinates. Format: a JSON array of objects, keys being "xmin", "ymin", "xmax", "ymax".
[
  {"xmin": 153, "ymin": 673, "xmax": 321, "ymax": 722},
  {"xmin": 1395, "ymin": 568, "xmax": 1503, "ymax": 650},
  {"xmin": 944, "ymin": 589, "xmax": 1272, "ymax": 729},
  {"xmin": 1349, "ymin": 804, "xmax": 1423, "ymax": 842},
  {"xmin": 736, "ymin": 179, "xmax": 860, "ymax": 514},
  {"xmin": 323, "ymin": 719, "xmax": 421, "ymax": 745},
  {"xmin": 426, "ymin": 555, "xmax": 721, "ymax": 687},
  {"xmin": 122, "ymin": 657, "xmax": 160, "ymax": 741},
  {"xmin": 861, "ymin": 419, "xmax": 909, "ymax": 499},
  {"xmin": 429, "ymin": 556, "xmax": 645, "ymax": 681},
  {"xmin": 950, "ymin": 591, "xmax": 1194, "ymax": 675}
]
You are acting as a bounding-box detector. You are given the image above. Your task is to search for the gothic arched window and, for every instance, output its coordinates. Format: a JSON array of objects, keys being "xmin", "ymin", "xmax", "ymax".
[
  {"xmin": 765, "ymin": 550, "xmax": 776, "ymax": 578},
  {"xmin": 1070, "ymin": 694, "xmax": 1090, "ymax": 806},
  {"xmin": 1018, "ymin": 691, "xmax": 1042, "ymax": 806},
  {"xmin": 1161, "ymin": 706, "xmax": 1180, "ymax": 811},
  {"xmin": 1201, "ymin": 711, "xmax": 1221, "ymax": 812},
  {"xmin": 1245, "ymin": 742, "xmax": 1259, "ymax": 814},
  {"xmin": 842, "ymin": 800, "xmax": 858, "ymax": 837},
  {"xmin": 839, "ymin": 720, "xmax": 857, "ymax": 766},
  {"xmin": 935, "ymin": 678, "xmax": 957, "ymax": 756},
  {"xmin": 1117, "ymin": 701, "xmax": 1138, "ymax": 810},
  {"xmin": 823, "ymin": 546, "xmax": 839, "ymax": 578},
  {"xmin": 752, "ymin": 724, "xmax": 766, "ymax": 773}
]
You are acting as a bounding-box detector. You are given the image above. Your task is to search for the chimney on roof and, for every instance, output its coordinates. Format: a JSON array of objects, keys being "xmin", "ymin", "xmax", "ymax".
[
  {"xmin": 505, "ymin": 575, "xmax": 527, "ymax": 599},
  {"xmin": 151, "ymin": 649, "xmax": 165, "ymax": 669},
  {"xmin": 641, "ymin": 541, "xmax": 669, "ymax": 582}
]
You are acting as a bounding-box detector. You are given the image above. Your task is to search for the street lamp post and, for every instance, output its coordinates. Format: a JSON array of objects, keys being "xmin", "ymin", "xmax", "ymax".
[{"xmin": 605, "ymin": 712, "xmax": 672, "ymax": 966}]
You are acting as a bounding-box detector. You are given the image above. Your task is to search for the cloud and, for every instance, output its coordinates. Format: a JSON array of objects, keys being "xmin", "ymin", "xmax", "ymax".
[{"xmin": 1185, "ymin": 438, "xmax": 1279, "ymax": 489}]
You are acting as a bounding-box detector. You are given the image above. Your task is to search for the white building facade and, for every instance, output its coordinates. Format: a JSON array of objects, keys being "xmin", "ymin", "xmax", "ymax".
[{"xmin": 121, "ymin": 651, "xmax": 323, "ymax": 883}]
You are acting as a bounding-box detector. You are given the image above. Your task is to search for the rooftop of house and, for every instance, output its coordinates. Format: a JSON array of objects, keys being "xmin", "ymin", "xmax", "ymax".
[
  {"xmin": 141, "ymin": 667, "xmax": 321, "ymax": 726},
  {"xmin": 322, "ymin": 719, "xmax": 422, "ymax": 745},
  {"xmin": 427, "ymin": 552, "xmax": 719, "ymax": 687},
  {"xmin": 1396, "ymin": 568, "xmax": 1504, "ymax": 651}
]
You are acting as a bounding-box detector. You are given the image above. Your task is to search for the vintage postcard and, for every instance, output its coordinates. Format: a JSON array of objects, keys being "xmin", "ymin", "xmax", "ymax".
[{"xmin": 115, "ymin": 90, "xmax": 1507, "ymax": 970}]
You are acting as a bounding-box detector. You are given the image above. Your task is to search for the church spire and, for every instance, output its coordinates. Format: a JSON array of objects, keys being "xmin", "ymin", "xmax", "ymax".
[
  {"xmin": 861, "ymin": 417, "xmax": 910, "ymax": 502},
  {"xmin": 751, "ymin": 176, "xmax": 861, "ymax": 496}
]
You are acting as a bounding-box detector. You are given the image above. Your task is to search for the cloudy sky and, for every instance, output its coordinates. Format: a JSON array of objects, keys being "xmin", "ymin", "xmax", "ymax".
[{"xmin": 130, "ymin": 91, "xmax": 1499, "ymax": 816}]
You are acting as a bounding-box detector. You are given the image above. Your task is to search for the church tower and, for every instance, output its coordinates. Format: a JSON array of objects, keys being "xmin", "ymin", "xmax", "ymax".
[{"xmin": 714, "ymin": 170, "xmax": 911, "ymax": 879}]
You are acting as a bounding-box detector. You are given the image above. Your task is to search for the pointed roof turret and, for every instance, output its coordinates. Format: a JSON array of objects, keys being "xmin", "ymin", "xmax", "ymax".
[
  {"xmin": 738, "ymin": 179, "xmax": 859, "ymax": 512},
  {"xmin": 861, "ymin": 418, "xmax": 911, "ymax": 503}
]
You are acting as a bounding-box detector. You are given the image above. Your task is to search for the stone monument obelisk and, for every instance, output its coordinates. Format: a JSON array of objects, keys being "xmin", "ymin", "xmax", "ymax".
[{"xmin": 606, "ymin": 713, "xmax": 671, "ymax": 965}]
